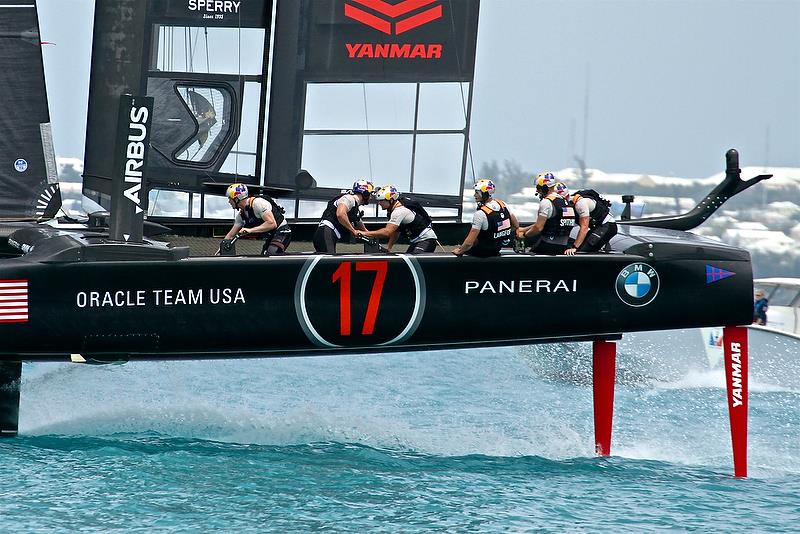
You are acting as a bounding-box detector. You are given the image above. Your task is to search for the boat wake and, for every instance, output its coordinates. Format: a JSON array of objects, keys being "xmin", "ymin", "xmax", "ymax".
[
  {"xmin": 16, "ymin": 345, "xmax": 799, "ymax": 477},
  {"xmin": 18, "ymin": 354, "xmax": 591, "ymax": 459},
  {"xmin": 520, "ymin": 326, "xmax": 800, "ymax": 391}
]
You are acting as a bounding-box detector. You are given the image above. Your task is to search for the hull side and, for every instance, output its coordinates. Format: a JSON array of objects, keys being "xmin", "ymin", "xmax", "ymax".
[{"xmin": 0, "ymin": 251, "xmax": 753, "ymax": 360}]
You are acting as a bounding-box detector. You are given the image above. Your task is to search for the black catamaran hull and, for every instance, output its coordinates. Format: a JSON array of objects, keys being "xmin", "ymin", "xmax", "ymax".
[{"xmin": 0, "ymin": 243, "xmax": 752, "ymax": 361}]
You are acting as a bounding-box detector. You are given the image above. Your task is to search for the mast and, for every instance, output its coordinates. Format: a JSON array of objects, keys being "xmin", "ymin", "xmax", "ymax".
[{"xmin": 82, "ymin": 0, "xmax": 150, "ymax": 210}]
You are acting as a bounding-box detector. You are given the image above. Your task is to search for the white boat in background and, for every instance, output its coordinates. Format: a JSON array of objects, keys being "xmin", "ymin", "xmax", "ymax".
[
  {"xmin": 522, "ymin": 278, "xmax": 800, "ymax": 388},
  {"xmin": 700, "ymin": 278, "xmax": 800, "ymax": 387},
  {"xmin": 753, "ymin": 278, "xmax": 800, "ymax": 335}
]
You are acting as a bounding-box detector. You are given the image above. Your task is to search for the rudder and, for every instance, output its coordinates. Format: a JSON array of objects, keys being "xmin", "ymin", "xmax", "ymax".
[{"xmin": 0, "ymin": 361, "xmax": 21, "ymax": 437}]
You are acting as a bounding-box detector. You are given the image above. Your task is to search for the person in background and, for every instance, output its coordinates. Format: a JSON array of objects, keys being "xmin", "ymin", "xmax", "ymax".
[
  {"xmin": 753, "ymin": 289, "xmax": 769, "ymax": 325},
  {"xmin": 313, "ymin": 180, "xmax": 374, "ymax": 253},
  {"xmin": 453, "ymin": 179, "xmax": 518, "ymax": 257},
  {"xmin": 564, "ymin": 187, "xmax": 617, "ymax": 255},
  {"xmin": 516, "ymin": 172, "xmax": 575, "ymax": 255},
  {"xmin": 223, "ymin": 182, "xmax": 291, "ymax": 256},
  {"xmin": 359, "ymin": 185, "xmax": 438, "ymax": 254}
]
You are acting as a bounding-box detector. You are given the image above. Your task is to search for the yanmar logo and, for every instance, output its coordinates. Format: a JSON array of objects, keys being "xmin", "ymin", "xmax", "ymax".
[
  {"xmin": 344, "ymin": 0, "xmax": 444, "ymax": 60},
  {"xmin": 345, "ymin": 0, "xmax": 442, "ymax": 35},
  {"xmin": 728, "ymin": 341, "xmax": 744, "ymax": 408}
]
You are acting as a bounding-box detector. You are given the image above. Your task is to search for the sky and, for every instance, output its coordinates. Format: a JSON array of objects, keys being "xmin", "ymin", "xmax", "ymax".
[{"xmin": 37, "ymin": 0, "xmax": 800, "ymax": 180}]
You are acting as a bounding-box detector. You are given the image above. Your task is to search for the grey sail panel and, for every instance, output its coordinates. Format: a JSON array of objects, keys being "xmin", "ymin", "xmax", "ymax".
[{"xmin": 0, "ymin": 1, "xmax": 61, "ymax": 219}]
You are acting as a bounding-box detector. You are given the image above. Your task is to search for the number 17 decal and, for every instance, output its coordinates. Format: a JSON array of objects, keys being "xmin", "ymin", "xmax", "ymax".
[{"xmin": 332, "ymin": 261, "xmax": 388, "ymax": 336}]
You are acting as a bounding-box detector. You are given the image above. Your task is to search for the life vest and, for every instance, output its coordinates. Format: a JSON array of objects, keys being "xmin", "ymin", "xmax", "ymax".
[
  {"xmin": 241, "ymin": 195, "xmax": 285, "ymax": 229},
  {"xmin": 320, "ymin": 193, "xmax": 362, "ymax": 237},
  {"xmin": 392, "ymin": 196, "xmax": 433, "ymax": 241},
  {"xmin": 474, "ymin": 199, "xmax": 512, "ymax": 256},
  {"xmin": 541, "ymin": 193, "xmax": 575, "ymax": 246},
  {"xmin": 571, "ymin": 189, "xmax": 611, "ymax": 229}
]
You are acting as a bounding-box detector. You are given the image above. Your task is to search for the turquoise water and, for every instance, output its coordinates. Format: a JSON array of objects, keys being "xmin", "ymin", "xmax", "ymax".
[{"xmin": 2, "ymin": 347, "xmax": 798, "ymax": 532}]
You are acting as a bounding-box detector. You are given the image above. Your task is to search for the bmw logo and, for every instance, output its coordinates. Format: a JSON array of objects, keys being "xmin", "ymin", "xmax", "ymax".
[
  {"xmin": 14, "ymin": 158, "xmax": 28, "ymax": 172},
  {"xmin": 615, "ymin": 262, "xmax": 660, "ymax": 307}
]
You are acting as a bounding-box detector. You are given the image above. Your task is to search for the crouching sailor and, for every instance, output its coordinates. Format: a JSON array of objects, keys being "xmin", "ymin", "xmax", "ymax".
[
  {"xmin": 453, "ymin": 179, "xmax": 519, "ymax": 257},
  {"xmin": 517, "ymin": 172, "xmax": 575, "ymax": 255},
  {"xmin": 564, "ymin": 187, "xmax": 617, "ymax": 255},
  {"xmin": 359, "ymin": 185, "xmax": 439, "ymax": 254},
  {"xmin": 222, "ymin": 183, "xmax": 292, "ymax": 256},
  {"xmin": 313, "ymin": 180, "xmax": 374, "ymax": 253}
]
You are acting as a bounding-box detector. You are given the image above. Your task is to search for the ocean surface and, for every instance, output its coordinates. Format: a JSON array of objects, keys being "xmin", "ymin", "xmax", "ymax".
[{"xmin": 1, "ymin": 344, "xmax": 798, "ymax": 532}]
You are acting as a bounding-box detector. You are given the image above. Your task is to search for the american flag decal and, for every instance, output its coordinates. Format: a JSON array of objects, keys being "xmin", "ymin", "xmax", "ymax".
[{"xmin": 0, "ymin": 280, "xmax": 28, "ymax": 323}]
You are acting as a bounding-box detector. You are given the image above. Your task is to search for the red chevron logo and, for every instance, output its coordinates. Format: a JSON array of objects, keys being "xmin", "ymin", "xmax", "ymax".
[{"xmin": 345, "ymin": 0, "xmax": 443, "ymax": 35}]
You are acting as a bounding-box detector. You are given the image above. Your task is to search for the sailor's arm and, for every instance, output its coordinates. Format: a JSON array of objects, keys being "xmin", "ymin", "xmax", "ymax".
[
  {"xmin": 386, "ymin": 228, "xmax": 400, "ymax": 251},
  {"xmin": 240, "ymin": 210, "xmax": 277, "ymax": 236},
  {"xmin": 336, "ymin": 203, "xmax": 359, "ymax": 236},
  {"xmin": 361, "ymin": 223, "xmax": 399, "ymax": 240},
  {"xmin": 565, "ymin": 216, "xmax": 590, "ymax": 255},
  {"xmin": 519, "ymin": 215, "xmax": 547, "ymax": 238},
  {"xmin": 453, "ymin": 228, "xmax": 479, "ymax": 256},
  {"xmin": 509, "ymin": 211, "xmax": 520, "ymax": 232},
  {"xmin": 225, "ymin": 222, "xmax": 243, "ymax": 240}
]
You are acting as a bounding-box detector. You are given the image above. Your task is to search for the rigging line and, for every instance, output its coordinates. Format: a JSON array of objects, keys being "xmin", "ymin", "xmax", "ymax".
[
  {"xmin": 189, "ymin": 27, "xmax": 199, "ymax": 73},
  {"xmin": 166, "ymin": 26, "xmax": 170, "ymax": 71},
  {"xmin": 159, "ymin": 26, "xmax": 165, "ymax": 70},
  {"xmin": 184, "ymin": 27, "xmax": 189, "ymax": 73},
  {"xmin": 234, "ymin": 13, "xmax": 243, "ymax": 180},
  {"xmin": 446, "ymin": 0, "xmax": 476, "ymax": 184},
  {"xmin": 162, "ymin": 26, "xmax": 168, "ymax": 70},
  {"xmin": 152, "ymin": 189, "xmax": 161, "ymax": 215},
  {"xmin": 204, "ymin": 29, "xmax": 216, "ymax": 109},
  {"xmin": 167, "ymin": 27, "xmax": 172, "ymax": 71},
  {"xmin": 204, "ymin": 27, "xmax": 210, "ymax": 73},
  {"xmin": 167, "ymin": 26, "xmax": 175, "ymax": 72},
  {"xmin": 362, "ymin": 83, "xmax": 373, "ymax": 181},
  {"xmin": 203, "ymin": 28, "xmax": 216, "ymax": 112}
]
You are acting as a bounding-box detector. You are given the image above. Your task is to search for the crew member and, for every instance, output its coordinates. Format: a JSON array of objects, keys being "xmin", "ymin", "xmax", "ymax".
[
  {"xmin": 313, "ymin": 180, "xmax": 374, "ymax": 253},
  {"xmin": 753, "ymin": 289, "xmax": 769, "ymax": 325},
  {"xmin": 453, "ymin": 179, "xmax": 518, "ymax": 257},
  {"xmin": 516, "ymin": 172, "xmax": 576, "ymax": 255},
  {"xmin": 359, "ymin": 185, "xmax": 438, "ymax": 254},
  {"xmin": 223, "ymin": 183, "xmax": 291, "ymax": 256},
  {"xmin": 564, "ymin": 188, "xmax": 617, "ymax": 255}
]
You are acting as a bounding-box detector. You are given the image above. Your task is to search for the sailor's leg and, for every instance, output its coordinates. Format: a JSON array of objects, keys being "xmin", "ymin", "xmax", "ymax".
[
  {"xmin": 592, "ymin": 339, "xmax": 616, "ymax": 456},
  {"xmin": 313, "ymin": 226, "xmax": 337, "ymax": 253},
  {"xmin": 723, "ymin": 325, "xmax": 748, "ymax": 477},
  {"xmin": 261, "ymin": 227, "xmax": 292, "ymax": 256},
  {"xmin": 267, "ymin": 227, "xmax": 292, "ymax": 255},
  {"xmin": 578, "ymin": 223, "xmax": 617, "ymax": 252},
  {"xmin": 406, "ymin": 239, "xmax": 437, "ymax": 254},
  {"xmin": 0, "ymin": 361, "xmax": 22, "ymax": 438}
]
